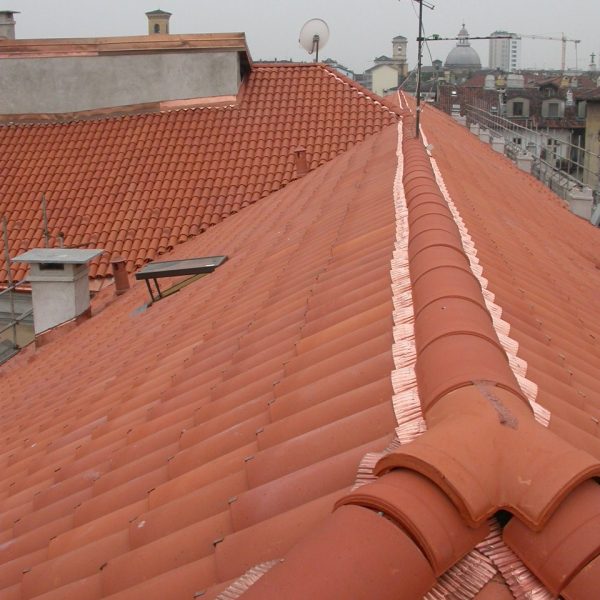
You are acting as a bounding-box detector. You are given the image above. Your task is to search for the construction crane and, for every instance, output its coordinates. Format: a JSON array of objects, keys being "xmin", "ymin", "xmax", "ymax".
[{"xmin": 517, "ymin": 33, "xmax": 581, "ymax": 72}]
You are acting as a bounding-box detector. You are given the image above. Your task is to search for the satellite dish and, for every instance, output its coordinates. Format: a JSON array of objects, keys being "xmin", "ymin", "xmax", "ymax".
[{"xmin": 299, "ymin": 18, "xmax": 330, "ymax": 63}]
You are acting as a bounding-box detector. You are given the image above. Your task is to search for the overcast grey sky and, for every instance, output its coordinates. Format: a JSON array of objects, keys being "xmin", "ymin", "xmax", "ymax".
[{"xmin": 4, "ymin": 1, "xmax": 599, "ymax": 73}]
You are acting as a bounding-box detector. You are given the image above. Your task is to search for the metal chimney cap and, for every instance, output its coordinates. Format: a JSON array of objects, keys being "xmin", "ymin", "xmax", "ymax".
[{"xmin": 12, "ymin": 248, "xmax": 104, "ymax": 265}]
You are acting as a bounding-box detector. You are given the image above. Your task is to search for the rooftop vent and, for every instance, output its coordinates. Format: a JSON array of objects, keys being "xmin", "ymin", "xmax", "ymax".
[
  {"xmin": 111, "ymin": 256, "xmax": 130, "ymax": 296},
  {"xmin": 294, "ymin": 147, "xmax": 309, "ymax": 178},
  {"xmin": 12, "ymin": 248, "xmax": 103, "ymax": 335},
  {"xmin": 0, "ymin": 10, "xmax": 18, "ymax": 40}
]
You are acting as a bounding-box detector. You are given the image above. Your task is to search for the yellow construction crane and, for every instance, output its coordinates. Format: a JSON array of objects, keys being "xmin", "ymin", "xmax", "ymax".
[{"xmin": 518, "ymin": 33, "xmax": 581, "ymax": 71}]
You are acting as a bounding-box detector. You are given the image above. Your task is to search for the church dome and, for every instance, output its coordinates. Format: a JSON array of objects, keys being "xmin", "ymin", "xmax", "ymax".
[{"xmin": 444, "ymin": 24, "xmax": 481, "ymax": 69}]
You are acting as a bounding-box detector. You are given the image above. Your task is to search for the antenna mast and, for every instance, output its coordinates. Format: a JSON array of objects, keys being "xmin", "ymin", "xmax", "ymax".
[{"xmin": 414, "ymin": 0, "xmax": 435, "ymax": 138}]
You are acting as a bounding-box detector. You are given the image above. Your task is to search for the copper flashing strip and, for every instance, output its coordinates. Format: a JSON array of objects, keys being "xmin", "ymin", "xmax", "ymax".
[
  {"xmin": 350, "ymin": 101, "xmax": 498, "ymax": 598},
  {"xmin": 424, "ymin": 550, "xmax": 496, "ymax": 600},
  {"xmin": 389, "ymin": 119, "xmax": 427, "ymax": 443},
  {"xmin": 418, "ymin": 125, "xmax": 551, "ymax": 428},
  {"xmin": 476, "ymin": 519, "xmax": 552, "ymax": 600},
  {"xmin": 216, "ymin": 560, "xmax": 281, "ymax": 600},
  {"xmin": 351, "ymin": 115, "xmax": 425, "ymax": 492}
]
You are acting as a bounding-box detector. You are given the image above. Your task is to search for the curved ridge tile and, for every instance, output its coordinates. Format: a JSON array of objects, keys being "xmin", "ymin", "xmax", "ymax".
[
  {"xmin": 238, "ymin": 505, "xmax": 435, "ymax": 600},
  {"xmin": 335, "ymin": 470, "xmax": 488, "ymax": 576},
  {"xmin": 503, "ymin": 479, "xmax": 600, "ymax": 595},
  {"xmin": 376, "ymin": 385, "xmax": 600, "ymax": 530}
]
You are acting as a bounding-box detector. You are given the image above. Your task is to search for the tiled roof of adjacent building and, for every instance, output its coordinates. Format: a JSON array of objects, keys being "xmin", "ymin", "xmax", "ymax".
[
  {"xmin": 1, "ymin": 93, "xmax": 600, "ymax": 599},
  {"xmin": 0, "ymin": 63, "xmax": 397, "ymax": 283}
]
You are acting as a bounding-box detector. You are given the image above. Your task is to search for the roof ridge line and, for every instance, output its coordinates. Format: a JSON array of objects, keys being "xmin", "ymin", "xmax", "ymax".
[{"xmin": 418, "ymin": 128, "xmax": 551, "ymax": 427}]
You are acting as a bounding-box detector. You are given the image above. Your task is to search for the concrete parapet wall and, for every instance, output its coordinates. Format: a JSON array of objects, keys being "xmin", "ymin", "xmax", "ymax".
[
  {"xmin": 567, "ymin": 188, "xmax": 594, "ymax": 221},
  {"xmin": 491, "ymin": 137, "xmax": 505, "ymax": 153},
  {"xmin": 0, "ymin": 50, "xmax": 240, "ymax": 114},
  {"xmin": 516, "ymin": 154, "xmax": 533, "ymax": 174},
  {"xmin": 479, "ymin": 129, "xmax": 491, "ymax": 144}
]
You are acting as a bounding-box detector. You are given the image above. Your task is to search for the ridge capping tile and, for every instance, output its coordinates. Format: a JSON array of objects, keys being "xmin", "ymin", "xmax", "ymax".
[
  {"xmin": 335, "ymin": 469, "xmax": 488, "ymax": 576},
  {"xmin": 375, "ymin": 385, "xmax": 600, "ymax": 530}
]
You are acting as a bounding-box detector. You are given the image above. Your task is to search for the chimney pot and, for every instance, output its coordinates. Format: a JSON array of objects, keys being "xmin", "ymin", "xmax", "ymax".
[
  {"xmin": 294, "ymin": 147, "xmax": 309, "ymax": 178},
  {"xmin": 111, "ymin": 256, "xmax": 130, "ymax": 296}
]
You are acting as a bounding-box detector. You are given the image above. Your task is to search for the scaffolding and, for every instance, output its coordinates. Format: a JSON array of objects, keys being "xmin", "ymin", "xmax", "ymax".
[
  {"xmin": 463, "ymin": 104, "xmax": 600, "ymax": 213},
  {"xmin": 0, "ymin": 217, "xmax": 33, "ymax": 364}
]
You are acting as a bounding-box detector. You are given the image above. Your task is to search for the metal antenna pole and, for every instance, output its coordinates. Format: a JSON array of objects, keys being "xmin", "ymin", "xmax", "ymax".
[
  {"xmin": 2, "ymin": 216, "xmax": 17, "ymax": 349},
  {"xmin": 41, "ymin": 193, "xmax": 49, "ymax": 247},
  {"xmin": 415, "ymin": 0, "xmax": 424, "ymax": 138}
]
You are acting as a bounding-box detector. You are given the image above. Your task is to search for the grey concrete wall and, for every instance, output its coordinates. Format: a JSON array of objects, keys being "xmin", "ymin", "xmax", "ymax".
[{"xmin": 0, "ymin": 51, "xmax": 240, "ymax": 114}]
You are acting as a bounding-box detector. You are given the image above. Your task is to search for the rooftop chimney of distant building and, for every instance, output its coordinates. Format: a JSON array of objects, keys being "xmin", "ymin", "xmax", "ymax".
[
  {"xmin": 12, "ymin": 248, "xmax": 103, "ymax": 335},
  {"xmin": 294, "ymin": 147, "xmax": 309, "ymax": 178},
  {"xmin": 0, "ymin": 10, "xmax": 18, "ymax": 40},
  {"xmin": 146, "ymin": 9, "xmax": 172, "ymax": 35}
]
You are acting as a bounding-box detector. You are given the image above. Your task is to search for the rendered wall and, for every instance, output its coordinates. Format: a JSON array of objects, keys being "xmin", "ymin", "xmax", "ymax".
[
  {"xmin": 28, "ymin": 264, "xmax": 91, "ymax": 334},
  {"xmin": 584, "ymin": 101, "xmax": 600, "ymax": 189},
  {"xmin": 0, "ymin": 50, "xmax": 240, "ymax": 114},
  {"xmin": 371, "ymin": 65, "xmax": 399, "ymax": 97}
]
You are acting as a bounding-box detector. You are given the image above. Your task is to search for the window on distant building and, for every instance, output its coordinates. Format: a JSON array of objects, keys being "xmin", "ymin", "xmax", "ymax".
[
  {"xmin": 577, "ymin": 101, "xmax": 587, "ymax": 119},
  {"xmin": 507, "ymin": 98, "xmax": 529, "ymax": 118},
  {"xmin": 154, "ymin": 23, "xmax": 160, "ymax": 33},
  {"xmin": 542, "ymin": 99, "xmax": 564, "ymax": 118}
]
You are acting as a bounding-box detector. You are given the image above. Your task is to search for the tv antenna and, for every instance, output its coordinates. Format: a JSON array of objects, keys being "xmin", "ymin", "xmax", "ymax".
[
  {"xmin": 299, "ymin": 18, "xmax": 330, "ymax": 63},
  {"xmin": 414, "ymin": 0, "xmax": 435, "ymax": 138}
]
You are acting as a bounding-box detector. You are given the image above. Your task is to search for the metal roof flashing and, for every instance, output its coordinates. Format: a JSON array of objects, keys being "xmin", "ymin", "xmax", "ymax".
[{"xmin": 12, "ymin": 248, "xmax": 103, "ymax": 265}]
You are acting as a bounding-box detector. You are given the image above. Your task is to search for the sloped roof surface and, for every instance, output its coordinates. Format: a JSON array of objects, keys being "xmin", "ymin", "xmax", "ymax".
[
  {"xmin": 0, "ymin": 124, "xmax": 400, "ymax": 599},
  {"xmin": 0, "ymin": 64, "xmax": 396, "ymax": 282},
  {"xmin": 420, "ymin": 104, "xmax": 600, "ymax": 457},
  {"xmin": 1, "ymin": 95, "xmax": 600, "ymax": 599}
]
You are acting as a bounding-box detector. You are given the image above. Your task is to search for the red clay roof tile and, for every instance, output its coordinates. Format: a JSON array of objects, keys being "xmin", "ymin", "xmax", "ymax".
[
  {"xmin": 0, "ymin": 125, "xmax": 400, "ymax": 598},
  {"xmin": 0, "ymin": 64, "xmax": 397, "ymax": 283},
  {"xmin": 2, "ymin": 87, "xmax": 600, "ymax": 599}
]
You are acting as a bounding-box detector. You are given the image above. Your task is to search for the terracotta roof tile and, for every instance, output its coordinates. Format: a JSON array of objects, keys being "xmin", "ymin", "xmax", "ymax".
[
  {"xmin": 0, "ymin": 64, "xmax": 397, "ymax": 283},
  {"xmin": 0, "ymin": 125, "xmax": 403, "ymax": 598},
  {"xmin": 2, "ymin": 88, "xmax": 600, "ymax": 599}
]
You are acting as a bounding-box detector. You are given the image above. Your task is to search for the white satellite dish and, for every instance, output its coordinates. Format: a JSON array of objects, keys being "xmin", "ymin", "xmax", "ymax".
[{"xmin": 299, "ymin": 18, "xmax": 330, "ymax": 63}]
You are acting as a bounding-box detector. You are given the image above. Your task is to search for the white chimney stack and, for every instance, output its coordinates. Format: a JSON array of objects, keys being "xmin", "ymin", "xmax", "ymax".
[
  {"xmin": 12, "ymin": 248, "xmax": 103, "ymax": 335},
  {"xmin": 0, "ymin": 11, "xmax": 18, "ymax": 40}
]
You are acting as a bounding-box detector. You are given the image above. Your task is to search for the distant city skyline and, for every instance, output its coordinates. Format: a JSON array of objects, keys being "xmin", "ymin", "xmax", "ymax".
[{"xmin": 2, "ymin": 0, "xmax": 598, "ymax": 73}]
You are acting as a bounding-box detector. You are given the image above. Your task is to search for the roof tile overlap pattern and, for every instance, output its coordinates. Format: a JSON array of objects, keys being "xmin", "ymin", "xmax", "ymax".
[
  {"xmin": 419, "ymin": 105, "xmax": 600, "ymax": 460},
  {"xmin": 0, "ymin": 64, "xmax": 396, "ymax": 282},
  {"xmin": 0, "ymin": 125, "xmax": 399, "ymax": 599},
  {"xmin": 1, "ymin": 94, "xmax": 600, "ymax": 598}
]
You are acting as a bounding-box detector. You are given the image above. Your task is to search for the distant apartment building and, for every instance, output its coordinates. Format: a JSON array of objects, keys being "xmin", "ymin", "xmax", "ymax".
[{"xmin": 489, "ymin": 31, "xmax": 521, "ymax": 72}]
